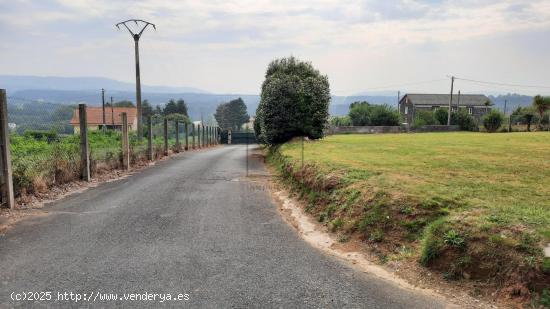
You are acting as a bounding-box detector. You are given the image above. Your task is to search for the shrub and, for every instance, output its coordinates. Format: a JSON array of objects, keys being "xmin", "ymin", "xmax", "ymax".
[
  {"xmin": 330, "ymin": 116, "xmax": 351, "ymax": 126},
  {"xmin": 255, "ymin": 56, "xmax": 330, "ymax": 145},
  {"xmin": 483, "ymin": 110, "xmax": 504, "ymax": 133},
  {"xmin": 414, "ymin": 110, "xmax": 437, "ymax": 126},
  {"xmin": 348, "ymin": 102, "xmax": 400, "ymax": 126},
  {"xmin": 454, "ymin": 109, "xmax": 478, "ymax": 131},
  {"xmin": 349, "ymin": 102, "xmax": 371, "ymax": 126},
  {"xmin": 370, "ymin": 105, "xmax": 400, "ymax": 126},
  {"xmin": 434, "ymin": 108, "xmax": 449, "ymax": 125}
]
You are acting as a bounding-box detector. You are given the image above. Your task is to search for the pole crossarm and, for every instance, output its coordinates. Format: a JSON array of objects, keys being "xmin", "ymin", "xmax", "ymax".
[{"xmin": 116, "ymin": 19, "xmax": 156, "ymax": 39}]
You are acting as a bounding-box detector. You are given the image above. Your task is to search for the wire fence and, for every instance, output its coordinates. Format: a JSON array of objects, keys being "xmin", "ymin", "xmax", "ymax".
[{"xmin": 5, "ymin": 99, "xmax": 219, "ymax": 201}]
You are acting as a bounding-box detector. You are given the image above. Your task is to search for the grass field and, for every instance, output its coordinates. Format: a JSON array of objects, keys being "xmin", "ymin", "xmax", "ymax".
[
  {"xmin": 273, "ymin": 132, "xmax": 550, "ymax": 293},
  {"xmin": 280, "ymin": 132, "xmax": 550, "ymax": 237}
]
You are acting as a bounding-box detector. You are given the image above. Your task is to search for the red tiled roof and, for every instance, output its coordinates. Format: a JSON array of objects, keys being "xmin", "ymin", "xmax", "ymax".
[{"xmin": 70, "ymin": 107, "xmax": 137, "ymax": 125}]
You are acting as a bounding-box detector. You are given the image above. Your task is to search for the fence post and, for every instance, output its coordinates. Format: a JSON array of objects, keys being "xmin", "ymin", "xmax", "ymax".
[
  {"xmin": 78, "ymin": 104, "xmax": 91, "ymax": 181},
  {"xmin": 121, "ymin": 112, "xmax": 130, "ymax": 170},
  {"xmin": 175, "ymin": 120, "xmax": 180, "ymax": 152},
  {"xmin": 163, "ymin": 118, "xmax": 168, "ymax": 156},
  {"xmin": 207, "ymin": 126, "xmax": 210, "ymax": 147},
  {"xmin": 184, "ymin": 122, "xmax": 189, "ymax": 151},
  {"xmin": 202, "ymin": 125, "xmax": 206, "ymax": 147},
  {"xmin": 197, "ymin": 124, "xmax": 201, "ymax": 148},
  {"xmin": 228, "ymin": 128, "xmax": 232, "ymax": 144},
  {"xmin": 147, "ymin": 116, "xmax": 153, "ymax": 161},
  {"xmin": 0, "ymin": 90, "xmax": 14, "ymax": 209},
  {"xmin": 192, "ymin": 124, "xmax": 196, "ymax": 149}
]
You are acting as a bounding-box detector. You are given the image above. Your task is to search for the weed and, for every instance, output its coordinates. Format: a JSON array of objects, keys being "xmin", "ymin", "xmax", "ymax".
[
  {"xmin": 337, "ymin": 234, "xmax": 350, "ymax": 243},
  {"xmin": 540, "ymin": 289, "xmax": 550, "ymax": 308},
  {"xmin": 542, "ymin": 257, "xmax": 550, "ymax": 274},
  {"xmin": 369, "ymin": 229, "xmax": 385, "ymax": 242},
  {"xmin": 443, "ymin": 230, "xmax": 466, "ymax": 249},
  {"xmin": 330, "ymin": 218, "xmax": 344, "ymax": 232},
  {"xmin": 420, "ymin": 218, "xmax": 447, "ymax": 266}
]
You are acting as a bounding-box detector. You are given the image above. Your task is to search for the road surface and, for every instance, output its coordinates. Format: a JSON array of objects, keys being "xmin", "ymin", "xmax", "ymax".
[{"xmin": 0, "ymin": 145, "xmax": 447, "ymax": 308}]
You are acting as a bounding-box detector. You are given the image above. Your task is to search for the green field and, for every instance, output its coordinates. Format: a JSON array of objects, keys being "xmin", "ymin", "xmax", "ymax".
[
  {"xmin": 280, "ymin": 132, "xmax": 550, "ymax": 236},
  {"xmin": 275, "ymin": 132, "xmax": 550, "ymax": 288}
]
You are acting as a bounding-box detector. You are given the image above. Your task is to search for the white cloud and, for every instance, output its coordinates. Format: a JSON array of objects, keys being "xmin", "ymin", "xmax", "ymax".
[{"xmin": 1, "ymin": 0, "xmax": 550, "ymax": 94}]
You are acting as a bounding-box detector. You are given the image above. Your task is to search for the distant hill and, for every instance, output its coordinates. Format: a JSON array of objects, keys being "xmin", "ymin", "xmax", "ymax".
[{"xmin": 0, "ymin": 75, "xmax": 209, "ymax": 94}]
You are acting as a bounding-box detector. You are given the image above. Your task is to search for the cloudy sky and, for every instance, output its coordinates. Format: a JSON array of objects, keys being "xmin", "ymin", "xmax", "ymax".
[{"xmin": 1, "ymin": 0, "xmax": 550, "ymax": 95}]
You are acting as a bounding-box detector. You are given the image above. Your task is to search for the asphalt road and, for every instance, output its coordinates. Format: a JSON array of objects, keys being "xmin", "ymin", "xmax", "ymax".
[{"xmin": 0, "ymin": 145, "xmax": 447, "ymax": 308}]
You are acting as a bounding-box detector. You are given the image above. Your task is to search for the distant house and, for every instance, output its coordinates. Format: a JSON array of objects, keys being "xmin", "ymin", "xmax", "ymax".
[
  {"xmin": 70, "ymin": 107, "xmax": 137, "ymax": 134},
  {"xmin": 241, "ymin": 117, "xmax": 255, "ymax": 130},
  {"xmin": 399, "ymin": 94, "xmax": 491, "ymax": 124}
]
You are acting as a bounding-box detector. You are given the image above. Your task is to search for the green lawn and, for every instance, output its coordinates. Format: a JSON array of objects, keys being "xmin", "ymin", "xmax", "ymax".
[{"xmin": 279, "ymin": 132, "xmax": 550, "ymax": 238}]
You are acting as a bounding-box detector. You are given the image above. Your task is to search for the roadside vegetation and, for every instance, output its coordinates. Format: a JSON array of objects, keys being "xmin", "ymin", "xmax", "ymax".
[
  {"xmin": 268, "ymin": 132, "xmax": 550, "ymax": 302},
  {"xmin": 9, "ymin": 98, "xmax": 194, "ymax": 200}
]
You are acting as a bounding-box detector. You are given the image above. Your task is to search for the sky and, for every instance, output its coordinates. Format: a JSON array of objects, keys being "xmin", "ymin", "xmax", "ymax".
[{"xmin": 1, "ymin": 0, "xmax": 550, "ymax": 95}]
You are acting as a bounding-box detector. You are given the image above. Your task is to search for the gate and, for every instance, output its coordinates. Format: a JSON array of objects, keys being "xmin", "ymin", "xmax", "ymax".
[{"xmin": 220, "ymin": 130, "xmax": 257, "ymax": 144}]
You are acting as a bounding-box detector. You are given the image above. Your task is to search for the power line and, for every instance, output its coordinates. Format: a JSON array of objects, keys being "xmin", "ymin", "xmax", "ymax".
[
  {"xmin": 362, "ymin": 78, "xmax": 448, "ymax": 91},
  {"xmin": 453, "ymin": 76, "xmax": 550, "ymax": 89}
]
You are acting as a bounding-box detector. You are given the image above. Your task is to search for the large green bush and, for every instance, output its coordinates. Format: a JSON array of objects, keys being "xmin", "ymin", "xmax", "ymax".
[
  {"xmin": 255, "ymin": 56, "xmax": 330, "ymax": 145},
  {"xmin": 348, "ymin": 102, "xmax": 400, "ymax": 126},
  {"xmin": 454, "ymin": 109, "xmax": 478, "ymax": 131},
  {"xmin": 434, "ymin": 108, "xmax": 449, "ymax": 125},
  {"xmin": 414, "ymin": 110, "xmax": 437, "ymax": 126},
  {"xmin": 483, "ymin": 110, "xmax": 504, "ymax": 133}
]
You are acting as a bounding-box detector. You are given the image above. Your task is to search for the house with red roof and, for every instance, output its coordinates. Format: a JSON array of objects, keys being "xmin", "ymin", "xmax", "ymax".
[{"xmin": 70, "ymin": 106, "xmax": 138, "ymax": 133}]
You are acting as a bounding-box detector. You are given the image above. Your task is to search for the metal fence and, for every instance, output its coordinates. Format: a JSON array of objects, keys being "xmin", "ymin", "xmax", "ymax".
[{"xmin": 0, "ymin": 90, "xmax": 220, "ymax": 209}]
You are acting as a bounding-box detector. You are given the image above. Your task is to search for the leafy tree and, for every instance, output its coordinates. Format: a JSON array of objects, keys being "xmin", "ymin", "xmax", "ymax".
[
  {"xmin": 255, "ymin": 56, "xmax": 330, "ymax": 144},
  {"xmin": 348, "ymin": 101, "xmax": 399, "ymax": 126},
  {"xmin": 154, "ymin": 105, "xmax": 162, "ymax": 115},
  {"xmin": 142, "ymin": 100, "xmax": 154, "ymax": 119},
  {"xmin": 434, "ymin": 108, "xmax": 448, "ymax": 125},
  {"xmin": 113, "ymin": 100, "xmax": 135, "ymax": 107},
  {"xmin": 163, "ymin": 99, "xmax": 178, "ymax": 115},
  {"xmin": 483, "ymin": 110, "xmax": 503, "ymax": 133},
  {"xmin": 533, "ymin": 95, "xmax": 550, "ymax": 128},
  {"xmin": 329, "ymin": 116, "xmax": 351, "ymax": 126},
  {"xmin": 214, "ymin": 98, "xmax": 249, "ymax": 130},
  {"xmin": 369, "ymin": 105, "xmax": 400, "ymax": 126},
  {"xmin": 414, "ymin": 110, "xmax": 437, "ymax": 126},
  {"xmin": 176, "ymin": 99, "xmax": 188, "ymax": 117},
  {"xmin": 348, "ymin": 102, "xmax": 371, "ymax": 126}
]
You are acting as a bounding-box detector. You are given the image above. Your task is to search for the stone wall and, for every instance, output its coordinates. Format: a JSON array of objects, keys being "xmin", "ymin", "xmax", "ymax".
[{"xmin": 325, "ymin": 125, "xmax": 460, "ymax": 135}]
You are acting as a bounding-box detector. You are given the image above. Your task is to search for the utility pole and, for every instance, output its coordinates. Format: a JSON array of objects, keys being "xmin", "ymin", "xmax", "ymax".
[
  {"xmin": 116, "ymin": 19, "xmax": 156, "ymax": 140},
  {"xmin": 457, "ymin": 90, "xmax": 461, "ymax": 110},
  {"xmin": 447, "ymin": 76, "xmax": 454, "ymax": 125},
  {"xmin": 101, "ymin": 88, "xmax": 106, "ymax": 128},
  {"xmin": 503, "ymin": 99, "xmax": 508, "ymax": 115},
  {"xmin": 110, "ymin": 96, "xmax": 114, "ymax": 126},
  {"xmin": 397, "ymin": 90, "xmax": 401, "ymax": 112}
]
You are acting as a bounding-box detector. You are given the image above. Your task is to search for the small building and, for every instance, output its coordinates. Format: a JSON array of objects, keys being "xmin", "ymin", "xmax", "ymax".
[
  {"xmin": 70, "ymin": 107, "xmax": 137, "ymax": 134},
  {"xmin": 399, "ymin": 94, "xmax": 491, "ymax": 124}
]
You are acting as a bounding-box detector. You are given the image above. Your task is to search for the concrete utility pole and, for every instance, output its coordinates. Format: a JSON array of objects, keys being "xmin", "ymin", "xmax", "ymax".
[
  {"xmin": 397, "ymin": 90, "xmax": 400, "ymax": 112},
  {"xmin": 116, "ymin": 19, "xmax": 156, "ymax": 140},
  {"xmin": 447, "ymin": 76, "xmax": 455, "ymax": 125},
  {"xmin": 457, "ymin": 90, "xmax": 461, "ymax": 110},
  {"xmin": 111, "ymin": 96, "xmax": 114, "ymax": 126},
  {"xmin": 102, "ymin": 88, "xmax": 106, "ymax": 127}
]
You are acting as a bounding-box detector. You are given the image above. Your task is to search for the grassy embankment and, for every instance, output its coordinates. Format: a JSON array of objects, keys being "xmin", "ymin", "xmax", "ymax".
[{"xmin": 269, "ymin": 132, "xmax": 550, "ymax": 300}]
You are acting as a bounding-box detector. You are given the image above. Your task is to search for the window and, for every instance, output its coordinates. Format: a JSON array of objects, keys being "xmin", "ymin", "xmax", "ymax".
[
  {"xmin": 451, "ymin": 106, "xmax": 457, "ymax": 112},
  {"xmin": 404, "ymin": 106, "xmax": 408, "ymax": 115},
  {"xmin": 468, "ymin": 107, "xmax": 473, "ymax": 115},
  {"xmin": 431, "ymin": 106, "xmax": 440, "ymax": 110}
]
